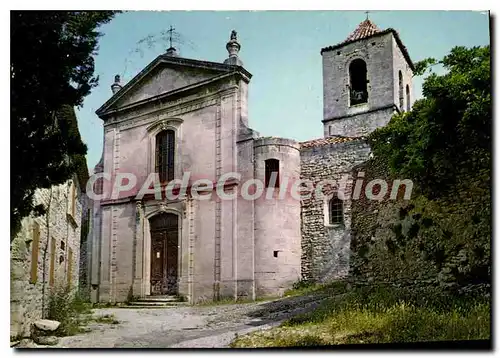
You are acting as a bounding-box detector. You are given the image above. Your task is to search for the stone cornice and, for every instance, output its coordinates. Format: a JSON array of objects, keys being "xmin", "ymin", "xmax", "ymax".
[
  {"xmin": 322, "ymin": 104, "xmax": 397, "ymax": 123},
  {"xmin": 98, "ymin": 71, "xmax": 244, "ymax": 120},
  {"xmin": 104, "ymin": 86, "xmax": 238, "ymax": 132}
]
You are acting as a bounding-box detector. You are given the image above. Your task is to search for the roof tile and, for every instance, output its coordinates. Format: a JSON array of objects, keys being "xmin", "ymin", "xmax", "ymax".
[
  {"xmin": 342, "ymin": 19, "xmax": 381, "ymax": 44},
  {"xmin": 299, "ymin": 136, "xmax": 364, "ymax": 149}
]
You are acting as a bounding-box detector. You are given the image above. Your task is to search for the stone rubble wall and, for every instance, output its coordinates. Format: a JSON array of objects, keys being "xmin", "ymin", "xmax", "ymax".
[
  {"xmin": 10, "ymin": 178, "xmax": 84, "ymax": 338},
  {"xmin": 300, "ymin": 140, "xmax": 371, "ymax": 282}
]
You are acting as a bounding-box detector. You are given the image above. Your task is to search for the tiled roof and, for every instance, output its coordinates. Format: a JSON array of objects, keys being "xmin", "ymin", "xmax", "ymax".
[
  {"xmin": 343, "ymin": 19, "xmax": 381, "ymax": 43},
  {"xmin": 319, "ymin": 20, "xmax": 415, "ymax": 71},
  {"xmin": 299, "ymin": 136, "xmax": 364, "ymax": 149}
]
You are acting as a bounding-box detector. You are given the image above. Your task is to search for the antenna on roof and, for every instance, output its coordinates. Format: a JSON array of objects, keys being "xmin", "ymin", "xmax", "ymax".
[
  {"xmin": 167, "ymin": 25, "xmax": 175, "ymax": 49},
  {"xmin": 121, "ymin": 26, "xmax": 197, "ymax": 79}
]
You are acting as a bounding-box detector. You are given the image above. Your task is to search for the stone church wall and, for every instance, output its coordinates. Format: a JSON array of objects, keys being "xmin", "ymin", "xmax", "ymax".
[
  {"xmin": 10, "ymin": 178, "xmax": 84, "ymax": 338},
  {"xmin": 325, "ymin": 106, "xmax": 397, "ymax": 138},
  {"xmin": 322, "ymin": 32, "xmax": 395, "ymax": 122},
  {"xmin": 300, "ymin": 140, "xmax": 370, "ymax": 282},
  {"xmin": 253, "ymin": 137, "xmax": 302, "ymax": 296}
]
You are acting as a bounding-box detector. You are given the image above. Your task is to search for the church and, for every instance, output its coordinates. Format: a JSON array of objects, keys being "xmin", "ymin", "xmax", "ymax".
[{"xmin": 87, "ymin": 19, "xmax": 414, "ymax": 304}]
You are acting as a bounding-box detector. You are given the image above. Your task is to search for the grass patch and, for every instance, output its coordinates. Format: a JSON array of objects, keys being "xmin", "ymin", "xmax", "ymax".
[
  {"xmin": 92, "ymin": 313, "xmax": 120, "ymax": 325},
  {"xmin": 284, "ymin": 279, "xmax": 350, "ymax": 297},
  {"xmin": 231, "ymin": 283, "xmax": 490, "ymax": 347}
]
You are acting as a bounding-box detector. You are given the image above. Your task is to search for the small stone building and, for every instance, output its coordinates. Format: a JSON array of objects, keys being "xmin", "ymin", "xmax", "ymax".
[
  {"xmin": 10, "ymin": 110, "xmax": 90, "ymax": 338},
  {"xmin": 88, "ymin": 19, "xmax": 414, "ymax": 304}
]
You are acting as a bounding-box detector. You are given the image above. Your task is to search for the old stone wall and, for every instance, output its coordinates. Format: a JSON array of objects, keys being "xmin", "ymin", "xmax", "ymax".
[
  {"xmin": 349, "ymin": 159, "xmax": 436, "ymax": 285},
  {"xmin": 10, "ymin": 177, "xmax": 84, "ymax": 338},
  {"xmin": 325, "ymin": 107, "xmax": 397, "ymax": 138},
  {"xmin": 392, "ymin": 36, "xmax": 414, "ymax": 113},
  {"xmin": 300, "ymin": 139, "xmax": 370, "ymax": 282}
]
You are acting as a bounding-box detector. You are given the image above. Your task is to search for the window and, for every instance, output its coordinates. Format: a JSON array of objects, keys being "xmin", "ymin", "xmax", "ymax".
[
  {"xmin": 155, "ymin": 130, "xmax": 175, "ymax": 183},
  {"xmin": 70, "ymin": 181, "xmax": 76, "ymax": 218},
  {"xmin": 61, "ymin": 240, "xmax": 65, "ymax": 251},
  {"xmin": 406, "ymin": 84, "xmax": 411, "ymax": 112},
  {"xmin": 30, "ymin": 222, "xmax": 40, "ymax": 284},
  {"xmin": 94, "ymin": 177, "xmax": 103, "ymax": 196},
  {"xmin": 399, "ymin": 71, "xmax": 404, "ymax": 111},
  {"xmin": 49, "ymin": 237, "xmax": 56, "ymax": 287},
  {"xmin": 329, "ymin": 197, "xmax": 344, "ymax": 225},
  {"xmin": 265, "ymin": 159, "xmax": 280, "ymax": 188},
  {"xmin": 67, "ymin": 248, "xmax": 73, "ymax": 287},
  {"xmin": 349, "ymin": 59, "xmax": 368, "ymax": 106}
]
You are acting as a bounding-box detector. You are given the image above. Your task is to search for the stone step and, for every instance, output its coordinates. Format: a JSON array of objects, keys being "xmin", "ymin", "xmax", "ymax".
[
  {"xmin": 135, "ymin": 295, "xmax": 183, "ymax": 303},
  {"xmin": 119, "ymin": 305, "xmax": 177, "ymax": 309},
  {"xmin": 127, "ymin": 300, "xmax": 188, "ymax": 307}
]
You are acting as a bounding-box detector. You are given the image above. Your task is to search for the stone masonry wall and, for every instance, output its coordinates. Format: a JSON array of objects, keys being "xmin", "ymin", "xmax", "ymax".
[
  {"xmin": 300, "ymin": 139, "xmax": 370, "ymax": 282},
  {"xmin": 10, "ymin": 177, "xmax": 84, "ymax": 338}
]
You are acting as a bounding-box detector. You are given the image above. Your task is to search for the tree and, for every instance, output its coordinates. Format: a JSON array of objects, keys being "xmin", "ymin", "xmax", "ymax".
[
  {"xmin": 11, "ymin": 11, "xmax": 119, "ymax": 241},
  {"xmin": 368, "ymin": 45, "xmax": 491, "ymax": 289}
]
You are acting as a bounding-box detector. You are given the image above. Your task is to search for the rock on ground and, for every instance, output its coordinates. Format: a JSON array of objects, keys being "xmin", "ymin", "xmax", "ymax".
[
  {"xmin": 34, "ymin": 319, "xmax": 60, "ymax": 331},
  {"xmin": 33, "ymin": 336, "xmax": 59, "ymax": 346}
]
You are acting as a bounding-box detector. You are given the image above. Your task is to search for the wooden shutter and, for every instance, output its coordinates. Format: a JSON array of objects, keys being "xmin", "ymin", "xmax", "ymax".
[
  {"xmin": 67, "ymin": 248, "xmax": 73, "ymax": 287},
  {"xmin": 71, "ymin": 182, "xmax": 76, "ymax": 217},
  {"xmin": 29, "ymin": 222, "xmax": 40, "ymax": 284},
  {"xmin": 156, "ymin": 130, "xmax": 175, "ymax": 183},
  {"xmin": 166, "ymin": 130, "xmax": 175, "ymax": 182},
  {"xmin": 49, "ymin": 237, "xmax": 56, "ymax": 287}
]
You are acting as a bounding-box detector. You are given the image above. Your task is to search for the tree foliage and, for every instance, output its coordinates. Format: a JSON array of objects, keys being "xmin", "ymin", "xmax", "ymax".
[
  {"xmin": 11, "ymin": 11, "xmax": 119, "ymax": 241},
  {"xmin": 367, "ymin": 45, "xmax": 491, "ymax": 289}
]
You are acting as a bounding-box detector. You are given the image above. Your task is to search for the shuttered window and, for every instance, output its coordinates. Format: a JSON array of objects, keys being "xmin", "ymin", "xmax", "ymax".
[
  {"xmin": 29, "ymin": 222, "xmax": 40, "ymax": 284},
  {"xmin": 49, "ymin": 237, "xmax": 56, "ymax": 287},
  {"xmin": 67, "ymin": 248, "xmax": 73, "ymax": 287},
  {"xmin": 155, "ymin": 130, "xmax": 175, "ymax": 183},
  {"xmin": 71, "ymin": 182, "xmax": 76, "ymax": 217}
]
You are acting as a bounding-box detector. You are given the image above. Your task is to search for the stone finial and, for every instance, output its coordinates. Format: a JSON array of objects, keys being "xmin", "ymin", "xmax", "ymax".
[
  {"xmin": 111, "ymin": 74, "xmax": 122, "ymax": 95},
  {"xmin": 166, "ymin": 46, "xmax": 178, "ymax": 57},
  {"xmin": 224, "ymin": 29, "xmax": 243, "ymax": 66}
]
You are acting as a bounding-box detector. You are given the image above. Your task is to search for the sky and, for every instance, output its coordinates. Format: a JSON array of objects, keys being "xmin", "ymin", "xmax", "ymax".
[{"xmin": 77, "ymin": 10, "xmax": 490, "ymax": 170}]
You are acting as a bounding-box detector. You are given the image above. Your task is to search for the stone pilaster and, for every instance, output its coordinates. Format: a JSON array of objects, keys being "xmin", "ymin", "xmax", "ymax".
[{"xmin": 133, "ymin": 201, "xmax": 144, "ymax": 297}]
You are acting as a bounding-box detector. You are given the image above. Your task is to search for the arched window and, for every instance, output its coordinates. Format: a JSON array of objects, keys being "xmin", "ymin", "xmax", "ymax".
[
  {"xmin": 155, "ymin": 130, "xmax": 175, "ymax": 183},
  {"xmin": 399, "ymin": 71, "xmax": 404, "ymax": 111},
  {"xmin": 406, "ymin": 84, "xmax": 411, "ymax": 112},
  {"xmin": 349, "ymin": 59, "xmax": 368, "ymax": 106},
  {"xmin": 264, "ymin": 159, "xmax": 280, "ymax": 188},
  {"xmin": 329, "ymin": 197, "xmax": 344, "ymax": 225}
]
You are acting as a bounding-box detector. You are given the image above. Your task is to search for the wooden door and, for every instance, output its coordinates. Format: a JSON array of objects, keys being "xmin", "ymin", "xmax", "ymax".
[
  {"xmin": 165, "ymin": 230, "xmax": 178, "ymax": 294},
  {"xmin": 150, "ymin": 231, "xmax": 166, "ymax": 295},
  {"xmin": 150, "ymin": 213, "xmax": 178, "ymax": 296}
]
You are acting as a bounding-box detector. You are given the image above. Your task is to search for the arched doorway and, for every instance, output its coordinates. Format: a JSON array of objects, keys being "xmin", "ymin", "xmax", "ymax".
[{"xmin": 149, "ymin": 213, "xmax": 179, "ymax": 295}]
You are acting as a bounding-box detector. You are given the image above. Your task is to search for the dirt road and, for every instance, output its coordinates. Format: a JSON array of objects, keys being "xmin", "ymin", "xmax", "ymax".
[{"xmin": 54, "ymin": 293, "xmax": 325, "ymax": 348}]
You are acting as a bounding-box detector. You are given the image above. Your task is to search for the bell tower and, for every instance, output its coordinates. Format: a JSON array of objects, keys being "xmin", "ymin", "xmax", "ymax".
[{"xmin": 321, "ymin": 18, "xmax": 415, "ymax": 138}]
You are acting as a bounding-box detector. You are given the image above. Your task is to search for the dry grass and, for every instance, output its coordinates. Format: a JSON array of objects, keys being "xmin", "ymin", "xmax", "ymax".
[{"xmin": 231, "ymin": 283, "xmax": 490, "ymax": 347}]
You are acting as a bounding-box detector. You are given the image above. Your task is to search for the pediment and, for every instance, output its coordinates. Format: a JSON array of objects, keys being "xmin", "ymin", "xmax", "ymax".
[
  {"xmin": 117, "ymin": 65, "xmax": 222, "ymax": 108},
  {"xmin": 96, "ymin": 55, "xmax": 252, "ymax": 118}
]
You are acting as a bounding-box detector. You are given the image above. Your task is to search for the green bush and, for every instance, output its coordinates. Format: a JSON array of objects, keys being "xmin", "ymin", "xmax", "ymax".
[{"xmin": 47, "ymin": 285, "xmax": 92, "ymax": 336}]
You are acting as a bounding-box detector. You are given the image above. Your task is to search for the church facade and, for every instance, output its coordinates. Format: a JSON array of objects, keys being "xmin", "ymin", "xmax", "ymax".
[{"xmin": 88, "ymin": 19, "xmax": 414, "ymax": 304}]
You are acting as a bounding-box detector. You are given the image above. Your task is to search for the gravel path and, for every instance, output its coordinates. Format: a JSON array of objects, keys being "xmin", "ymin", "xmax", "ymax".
[{"xmin": 54, "ymin": 294, "xmax": 326, "ymax": 348}]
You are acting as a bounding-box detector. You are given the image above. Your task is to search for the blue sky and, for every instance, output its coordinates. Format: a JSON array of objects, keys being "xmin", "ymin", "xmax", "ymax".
[{"xmin": 77, "ymin": 10, "xmax": 490, "ymax": 170}]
